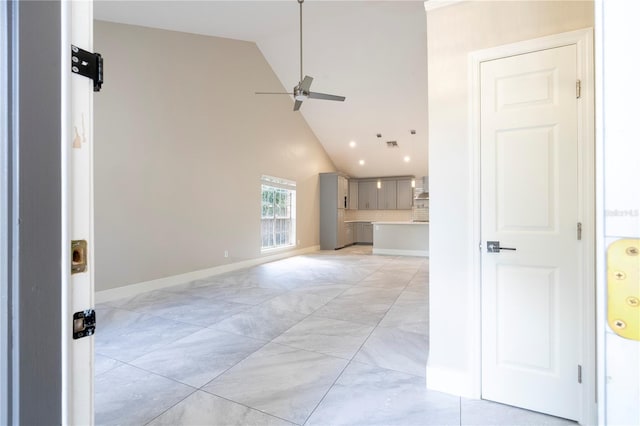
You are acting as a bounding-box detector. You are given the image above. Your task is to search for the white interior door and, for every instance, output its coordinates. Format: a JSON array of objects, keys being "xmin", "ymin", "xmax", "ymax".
[
  {"xmin": 63, "ymin": 1, "xmax": 95, "ymax": 424},
  {"xmin": 480, "ymin": 44, "xmax": 581, "ymax": 420}
]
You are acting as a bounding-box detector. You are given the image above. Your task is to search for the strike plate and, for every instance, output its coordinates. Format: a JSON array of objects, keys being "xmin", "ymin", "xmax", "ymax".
[
  {"xmin": 607, "ymin": 239, "xmax": 640, "ymax": 341},
  {"xmin": 71, "ymin": 240, "xmax": 88, "ymax": 274}
]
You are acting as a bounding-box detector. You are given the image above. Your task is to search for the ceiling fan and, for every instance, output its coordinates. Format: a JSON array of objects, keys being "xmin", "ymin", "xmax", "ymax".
[{"xmin": 256, "ymin": 0, "xmax": 346, "ymax": 111}]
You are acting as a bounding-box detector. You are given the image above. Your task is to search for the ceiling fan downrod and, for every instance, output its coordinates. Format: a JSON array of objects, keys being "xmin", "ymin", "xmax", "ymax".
[{"xmin": 298, "ymin": 0, "xmax": 304, "ymax": 85}]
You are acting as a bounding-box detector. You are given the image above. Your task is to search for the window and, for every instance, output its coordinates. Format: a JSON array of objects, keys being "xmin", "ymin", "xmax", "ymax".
[{"xmin": 261, "ymin": 175, "xmax": 296, "ymax": 250}]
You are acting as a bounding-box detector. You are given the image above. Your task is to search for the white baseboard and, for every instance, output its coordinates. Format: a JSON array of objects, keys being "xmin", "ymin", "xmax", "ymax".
[
  {"xmin": 426, "ymin": 364, "xmax": 478, "ymax": 399},
  {"xmin": 95, "ymin": 245, "xmax": 320, "ymax": 303},
  {"xmin": 372, "ymin": 248, "xmax": 429, "ymax": 257}
]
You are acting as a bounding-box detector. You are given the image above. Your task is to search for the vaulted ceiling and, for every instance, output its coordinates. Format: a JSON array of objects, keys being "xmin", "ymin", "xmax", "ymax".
[{"xmin": 95, "ymin": 1, "xmax": 429, "ymax": 179}]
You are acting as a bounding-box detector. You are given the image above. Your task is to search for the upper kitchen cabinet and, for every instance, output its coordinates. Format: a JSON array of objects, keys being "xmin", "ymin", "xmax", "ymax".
[
  {"xmin": 377, "ymin": 180, "xmax": 397, "ymax": 210},
  {"xmin": 397, "ymin": 179, "xmax": 414, "ymax": 210},
  {"xmin": 358, "ymin": 181, "xmax": 378, "ymax": 210},
  {"xmin": 348, "ymin": 180, "xmax": 359, "ymax": 210}
]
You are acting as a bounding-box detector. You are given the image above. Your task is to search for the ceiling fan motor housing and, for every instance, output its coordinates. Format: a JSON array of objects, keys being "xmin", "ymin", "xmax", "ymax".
[{"xmin": 294, "ymin": 87, "xmax": 309, "ymax": 101}]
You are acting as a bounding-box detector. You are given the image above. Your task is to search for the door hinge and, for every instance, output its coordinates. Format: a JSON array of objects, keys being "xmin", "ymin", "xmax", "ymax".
[
  {"xmin": 577, "ymin": 222, "xmax": 582, "ymax": 241},
  {"xmin": 73, "ymin": 309, "xmax": 96, "ymax": 339},
  {"xmin": 578, "ymin": 364, "xmax": 582, "ymax": 383},
  {"xmin": 576, "ymin": 79, "xmax": 581, "ymax": 99},
  {"xmin": 71, "ymin": 45, "xmax": 103, "ymax": 92}
]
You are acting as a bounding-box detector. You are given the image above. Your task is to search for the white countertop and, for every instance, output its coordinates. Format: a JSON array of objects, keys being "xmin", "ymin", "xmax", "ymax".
[
  {"xmin": 372, "ymin": 221, "xmax": 429, "ymax": 225},
  {"xmin": 344, "ymin": 220, "xmax": 373, "ymax": 223}
]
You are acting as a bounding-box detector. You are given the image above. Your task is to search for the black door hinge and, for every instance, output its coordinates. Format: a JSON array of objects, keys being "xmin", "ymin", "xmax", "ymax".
[
  {"xmin": 71, "ymin": 45, "xmax": 103, "ymax": 92},
  {"xmin": 73, "ymin": 309, "xmax": 96, "ymax": 339}
]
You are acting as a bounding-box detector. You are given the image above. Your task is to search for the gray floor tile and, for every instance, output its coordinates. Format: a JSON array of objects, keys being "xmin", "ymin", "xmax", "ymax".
[
  {"xmin": 203, "ymin": 342, "xmax": 348, "ymax": 424},
  {"xmin": 95, "ymin": 354, "xmax": 124, "ymax": 377},
  {"xmin": 147, "ymin": 391, "xmax": 295, "ymax": 426},
  {"xmin": 260, "ymin": 291, "xmax": 334, "ymax": 315},
  {"xmin": 314, "ymin": 286, "xmax": 402, "ymax": 325},
  {"xmin": 95, "ymin": 364, "xmax": 194, "ymax": 426},
  {"xmin": 212, "ymin": 304, "xmax": 306, "ymax": 340},
  {"xmin": 379, "ymin": 291, "xmax": 428, "ymax": 335},
  {"xmin": 188, "ymin": 285, "xmax": 285, "ymax": 305},
  {"xmin": 289, "ymin": 283, "xmax": 349, "ymax": 297},
  {"xmin": 96, "ymin": 308, "xmax": 202, "ymax": 362},
  {"xmin": 108, "ymin": 289, "xmax": 177, "ymax": 312},
  {"xmin": 130, "ymin": 328, "xmax": 266, "ymax": 388},
  {"xmin": 354, "ymin": 326, "xmax": 428, "ymax": 377},
  {"xmin": 358, "ymin": 270, "xmax": 414, "ymax": 289},
  {"xmin": 460, "ymin": 398, "xmax": 577, "ymax": 425},
  {"xmin": 274, "ymin": 315, "xmax": 374, "ymax": 359},
  {"xmin": 306, "ymin": 361, "xmax": 460, "ymax": 426},
  {"xmin": 145, "ymin": 298, "xmax": 252, "ymax": 327}
]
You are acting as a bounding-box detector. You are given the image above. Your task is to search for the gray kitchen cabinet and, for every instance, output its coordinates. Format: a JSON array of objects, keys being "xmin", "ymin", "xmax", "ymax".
[
  {"xmin": 348, "ymin": 180, "xmax": 359, "ymax": 210},
  {"xmin": 360, "ymin": 222, "xmax": 374, "ymax": 244},
  {"xmin": 358, "ymin": 181, "xmax": 378, "ymax": 210},
  {"xmin": 338, "ymin": 175, "xmax": 349, "ymax": 209},
  {"xmin": 320, "ymin": 173, "xmax": 349, "ymax": 250},
  {"xmin": 352, "ymin": 222, "xmax": 373, "ymax": 244},
  {"xmin": 397, "ymin": 179, "xmax": 414, "ymax": 210},
  {"xmin": 346, "ymin": 222, "xmax": 354, "ymax": 245},
  {"xmin": 377, "ymin": 180, "xmax": 397, "ymax": 210}
]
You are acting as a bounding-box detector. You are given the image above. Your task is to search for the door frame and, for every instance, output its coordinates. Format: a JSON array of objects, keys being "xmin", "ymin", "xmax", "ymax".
[{"xmin": 467, "ymin": 28, "xmax": 595, "ymax": 424}]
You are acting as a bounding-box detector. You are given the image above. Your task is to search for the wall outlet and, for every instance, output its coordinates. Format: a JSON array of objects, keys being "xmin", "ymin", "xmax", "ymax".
[{"xmin": 224, "ymin": 250, "xmax": 228, "ymax": 258}]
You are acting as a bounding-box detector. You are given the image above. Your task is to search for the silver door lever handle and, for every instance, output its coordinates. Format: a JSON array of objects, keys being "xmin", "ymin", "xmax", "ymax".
[{"xmin": 487, "ymin": 241, "xmax": 517, "ymax": 253}]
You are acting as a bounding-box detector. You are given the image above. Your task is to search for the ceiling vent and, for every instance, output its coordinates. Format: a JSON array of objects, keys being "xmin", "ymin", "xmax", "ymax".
[{"xmin": 386, "ymin": 141, "xmax": 399, "ymax": 148}]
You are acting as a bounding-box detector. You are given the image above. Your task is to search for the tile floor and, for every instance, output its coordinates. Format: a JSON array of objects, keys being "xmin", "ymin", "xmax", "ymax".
[{"xmin": 95, "ymin": 246, "xmax": 575, "ymax": 426}]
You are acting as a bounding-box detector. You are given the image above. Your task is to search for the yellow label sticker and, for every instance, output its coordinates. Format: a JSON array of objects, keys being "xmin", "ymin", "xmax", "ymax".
[{"xmin": 607, "ymin": 239, "xmax": 640, "ymax": 341}]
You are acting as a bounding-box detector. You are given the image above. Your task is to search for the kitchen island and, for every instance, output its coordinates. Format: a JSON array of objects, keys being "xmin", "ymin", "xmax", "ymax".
[{"xmin": 372, "ymin": 221, "xmax": 429, "ymax": 256}]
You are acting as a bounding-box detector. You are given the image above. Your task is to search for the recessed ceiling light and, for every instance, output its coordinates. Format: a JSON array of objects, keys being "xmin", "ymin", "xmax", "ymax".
[
  {"xmin": 359, "ymin": 160, "xmax": 365, "ymax": 166},
  {"xmin": 404, "ymin": 156, "xmax": 411, "ymax": 162},
  {"xmin": 349, "ymin": 141, "xmax": 356, "ymax": 148}
]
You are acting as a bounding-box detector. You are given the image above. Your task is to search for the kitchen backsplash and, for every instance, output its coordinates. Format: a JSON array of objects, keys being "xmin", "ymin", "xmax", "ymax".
[{"xmin": 345, "ymin": 209, "xmax": 413, "ymax": 222}]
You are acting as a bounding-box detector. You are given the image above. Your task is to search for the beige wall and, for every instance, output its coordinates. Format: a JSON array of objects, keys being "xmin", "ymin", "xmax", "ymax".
[
  {"xmin": 426, "ymin": 1, "xmax": 594, "ymax": 395},
  {"xmin": 94, "ymin": 21, "xmax": 336, "ymax": 291}
]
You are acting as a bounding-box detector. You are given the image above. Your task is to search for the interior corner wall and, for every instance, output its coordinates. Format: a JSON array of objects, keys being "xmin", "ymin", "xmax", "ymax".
[
  {"xmin": 13, "ymin": 1, "xmax": 63, "ymax": 423},
  {"xmin": 426, "ymin": 1, "xmax": 594, "ymax": 396},
  {"xmin": 93, "ymin": 21, "xmax": 336, "ymax": 292},
  {"xmin": 598, "ymin": 1, "xmax": 640, "ymax": 424}
]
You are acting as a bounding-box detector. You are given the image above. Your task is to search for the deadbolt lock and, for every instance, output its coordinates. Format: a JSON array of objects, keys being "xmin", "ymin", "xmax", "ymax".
[{"xmin": 71, "ymin": 240, "xmax": 88, "ymax": 274}]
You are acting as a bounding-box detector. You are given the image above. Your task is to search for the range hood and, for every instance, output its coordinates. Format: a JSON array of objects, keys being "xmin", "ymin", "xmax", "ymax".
[{"xmin": 414, "ymin": 176, "xmax": 429, "ymax": 199}]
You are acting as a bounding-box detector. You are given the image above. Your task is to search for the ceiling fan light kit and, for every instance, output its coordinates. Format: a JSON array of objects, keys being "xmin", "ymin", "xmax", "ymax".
[{"xmin": 256, "ymin": 0, "xmax": 345, "ymax": 111}]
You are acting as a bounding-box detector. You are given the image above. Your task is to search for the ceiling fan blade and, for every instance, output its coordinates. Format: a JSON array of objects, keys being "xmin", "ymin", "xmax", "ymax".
[
  {"xmin": 299, "ymin": 75, "xmax": 313, "ymax": 92},
  {"xmin": 293, "ymin": 100, "xmax": 303, "ymax": 111},
  {"xmin": 255, "ymin": 92, "xmax": 294, "ymax": 95},
  {"xmin": 308, "ymin": 91, "xmax": 346, "ymax": 102}
]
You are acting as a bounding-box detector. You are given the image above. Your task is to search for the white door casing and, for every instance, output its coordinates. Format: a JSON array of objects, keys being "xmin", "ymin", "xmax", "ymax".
[
  {"xmin": 62, "ymin": 1, "xmax": 95, "ymax": 424},
  {"xmin": 469, "ymin": 28, "xmax": 595, "ymax": 425},
  {"xmin": 480, "ymin": 44, "xmax": 579, "ymax": 420}
]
